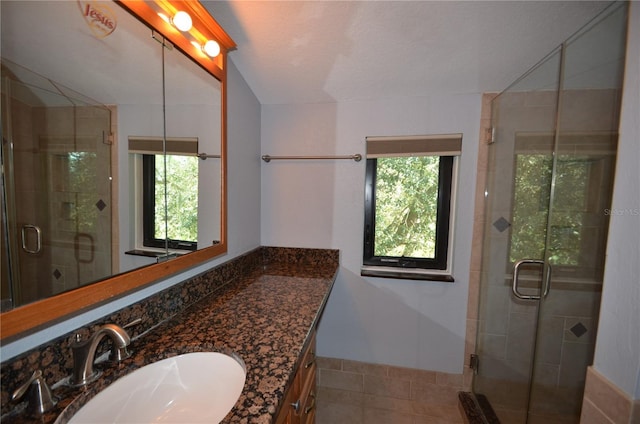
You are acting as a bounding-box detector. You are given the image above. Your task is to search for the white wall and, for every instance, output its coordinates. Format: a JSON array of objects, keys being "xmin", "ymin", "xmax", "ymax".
[
  {"xmin": 226, "ymin": 60, "xmax": 263, "ymax": 255},
  {"xmin": 1, "ymin": 60, "xmax": 262, "ymax": 361},
  {"xmin": 593, "ymin": 2, "xmax": 640, "ymax": 399},
  {"xmin": 261, "ymin": 94, "xmax": 481, "ymax": 374}
]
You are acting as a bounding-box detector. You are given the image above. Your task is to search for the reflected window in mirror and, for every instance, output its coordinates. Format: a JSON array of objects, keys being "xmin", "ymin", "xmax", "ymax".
[
  {"xmin": 143, "ymin": 153, "xmax": 199, "ymax": 251},
  {"xmin": 129, "ymin": 136, "xmax": 200, "ymax": 254}
]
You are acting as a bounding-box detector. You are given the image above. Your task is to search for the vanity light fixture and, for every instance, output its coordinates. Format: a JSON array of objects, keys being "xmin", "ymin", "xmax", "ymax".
[
  {"xmin": 141, "ymin": 0, "xmax": 235, "ymax": 73},
  {"xmin": 190, "ymin": 40, "xmax": 221, "ymax": 58},
  {"xmin": 157, "ymin": 8, "xmax": 220, "ymax": 58},
  {"xmin": 172, "ymin": 10, "xmax": 192, "ymax": 31},
  {"xmin": 157, "ymin": 10, "xmax": 192, "ymax": 32},
  {"xmin": 193, "ymin": 39, "xmax": 221, "ymax": 58},
  {"xmin": 202, "ymin": 40, "xmax": 221, "ymax": 58}
]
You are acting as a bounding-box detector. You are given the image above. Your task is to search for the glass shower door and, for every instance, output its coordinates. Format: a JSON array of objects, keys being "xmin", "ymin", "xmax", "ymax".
[
  {"xmin": 473, "ymin": 47, "xmax": 562, "ymax": 424},
  {"xmin": 1, "ymin": 61, "xmax": 113, "ymax": 308},
  {"xmin": 528, "ymin": 2, "xmax": 627, "ymax": 422}
]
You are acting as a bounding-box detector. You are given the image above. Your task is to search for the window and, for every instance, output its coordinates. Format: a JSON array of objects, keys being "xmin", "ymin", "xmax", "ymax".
[
  {"xmin": 362, "ymin": 134, "xmax": 461, "ymax": 281},
  {"xmin": 142, "ymin": 154, "xmax": 198, "ymax": 251},
  {"xmin": 129, "ymin": 136, "xmax": 199, "ymax": 252}
]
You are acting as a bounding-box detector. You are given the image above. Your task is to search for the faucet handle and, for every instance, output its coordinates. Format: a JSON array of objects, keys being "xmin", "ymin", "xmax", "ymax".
[
  {"xmin": 108, "ymin": 319, "xmax": 140, "ymax": 362},
  {"xmin": 12, "ymin": 370, "xmax": 57, "ymax": 415},
  {"xmin": 107, "ymin": 323, "xmax": 133, "ymax": 362}
]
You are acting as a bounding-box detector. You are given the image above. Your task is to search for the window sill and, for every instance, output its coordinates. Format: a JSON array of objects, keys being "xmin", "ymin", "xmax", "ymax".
[
  {"xmin": 125, "ymin": 249, "xmax": 185, "ymax": 259},
  {"xmin": 125, "ymin": 249, "xmax": 168, "ymax": 258},
  {"xmin": 361, "ymin": 266, "xmax": 454, "ymax": 282}
]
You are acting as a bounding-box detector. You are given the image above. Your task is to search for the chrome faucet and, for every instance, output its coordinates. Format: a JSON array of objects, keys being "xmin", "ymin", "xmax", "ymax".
[{"xmin": 70, "ymin": 323, "xmax": 131, "ymax": 386}]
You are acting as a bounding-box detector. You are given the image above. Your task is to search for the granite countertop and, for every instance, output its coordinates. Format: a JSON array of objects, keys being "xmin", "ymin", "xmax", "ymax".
[{"xmin": 19, "ymin": 258, "xmax": 337, "ymax": 424}]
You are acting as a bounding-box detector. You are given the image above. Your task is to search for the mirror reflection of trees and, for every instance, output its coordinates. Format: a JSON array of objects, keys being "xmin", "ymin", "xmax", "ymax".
[{"xmin": 155, "ymin": 155, "xmax": 199, "ymax": 245}]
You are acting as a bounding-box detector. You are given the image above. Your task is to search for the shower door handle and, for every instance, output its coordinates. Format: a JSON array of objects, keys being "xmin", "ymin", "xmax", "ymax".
[
  {"xmin": 21, "ymin": 224, "xmax": 42, "ymax": 254},
  {"xmin": 512, "ymin": 259, "xmax": 551, "ymax": 301}
]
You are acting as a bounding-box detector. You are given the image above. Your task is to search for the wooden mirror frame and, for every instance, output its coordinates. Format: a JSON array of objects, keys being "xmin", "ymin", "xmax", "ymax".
[{"xmin": 0, "ymin": 0, "xmax": 235, "ymax": 342}]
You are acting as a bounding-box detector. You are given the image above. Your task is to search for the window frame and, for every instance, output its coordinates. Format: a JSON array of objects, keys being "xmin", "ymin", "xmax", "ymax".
[
  {"xmin": 363, "ymin": 155, "xmax": 454, "ymax": 269},
  {"xmin": 362, "ymin": 154, "xmax": 457, "ymax": 282}
]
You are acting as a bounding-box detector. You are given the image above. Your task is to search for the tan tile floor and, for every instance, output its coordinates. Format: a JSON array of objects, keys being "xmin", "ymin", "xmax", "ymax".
[{"xmin": 316, "ymin": 357, "xmax": 465, "ymax": 424}]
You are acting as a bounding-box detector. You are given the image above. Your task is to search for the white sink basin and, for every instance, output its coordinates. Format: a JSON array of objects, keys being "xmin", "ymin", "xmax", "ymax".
[{"xmin": 69, "ymin": 352, "xmax": 246, "ymax": 424}]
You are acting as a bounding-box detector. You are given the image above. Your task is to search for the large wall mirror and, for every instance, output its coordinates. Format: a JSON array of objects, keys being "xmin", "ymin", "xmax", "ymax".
[{"xmin": 0, "ymin": 0, "xmax": 234, "ymax": 341}]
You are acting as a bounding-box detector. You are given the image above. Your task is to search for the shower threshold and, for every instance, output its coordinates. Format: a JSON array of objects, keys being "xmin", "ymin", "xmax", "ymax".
[{"xmin": 458, "ymin": 391, "xmax": 501, "ymax": 424}]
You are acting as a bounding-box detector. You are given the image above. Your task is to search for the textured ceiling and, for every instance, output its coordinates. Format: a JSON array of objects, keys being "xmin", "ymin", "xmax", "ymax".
[{"xmin": 202, "ymin": 1, "xmax": 610, "ymax": 105}]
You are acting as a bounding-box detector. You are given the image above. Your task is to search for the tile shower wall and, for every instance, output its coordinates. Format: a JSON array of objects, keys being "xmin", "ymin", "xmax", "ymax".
[
  {"xmin": 464, "ymin": 93, "xmax": 495, "ymax": 389},
  {"xmin": 316, "ymin": 357, "xmax": 465, "ymax": 424},
  {"xmin": 476, "ymin": 285, "xmax": 601, "ymax": 420}
]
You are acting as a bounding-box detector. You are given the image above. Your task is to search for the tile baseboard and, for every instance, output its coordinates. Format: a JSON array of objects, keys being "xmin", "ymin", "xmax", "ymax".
[{"xmin": 581, "ymin": 366, "xmax": 637, "ymax": 424}]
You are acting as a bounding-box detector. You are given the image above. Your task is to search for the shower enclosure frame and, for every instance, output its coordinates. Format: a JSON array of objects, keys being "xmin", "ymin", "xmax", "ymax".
[{"xmin": 470, "ymin": 2, "xmax": 629, "ymax": 423}]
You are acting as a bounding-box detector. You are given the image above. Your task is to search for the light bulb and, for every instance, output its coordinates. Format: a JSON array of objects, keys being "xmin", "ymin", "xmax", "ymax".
[
  {"xmin": 202, "ymin": 40, "xmax": 221, "ymax": 58},
  {"xmin": 172, "ymin": 11, "xmax": 192, "ymax": 32}
]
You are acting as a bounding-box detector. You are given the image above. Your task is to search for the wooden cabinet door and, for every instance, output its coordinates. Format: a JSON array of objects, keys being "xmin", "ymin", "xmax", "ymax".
[{"xmin": 274, "ymin": 330, "xmax": 317, "ymax": 424}]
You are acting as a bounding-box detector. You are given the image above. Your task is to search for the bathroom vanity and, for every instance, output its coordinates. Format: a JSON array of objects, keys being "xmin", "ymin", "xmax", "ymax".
[{"xmin": 0, "ymin": 247, "xmax": 339, "ymax": 423}]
